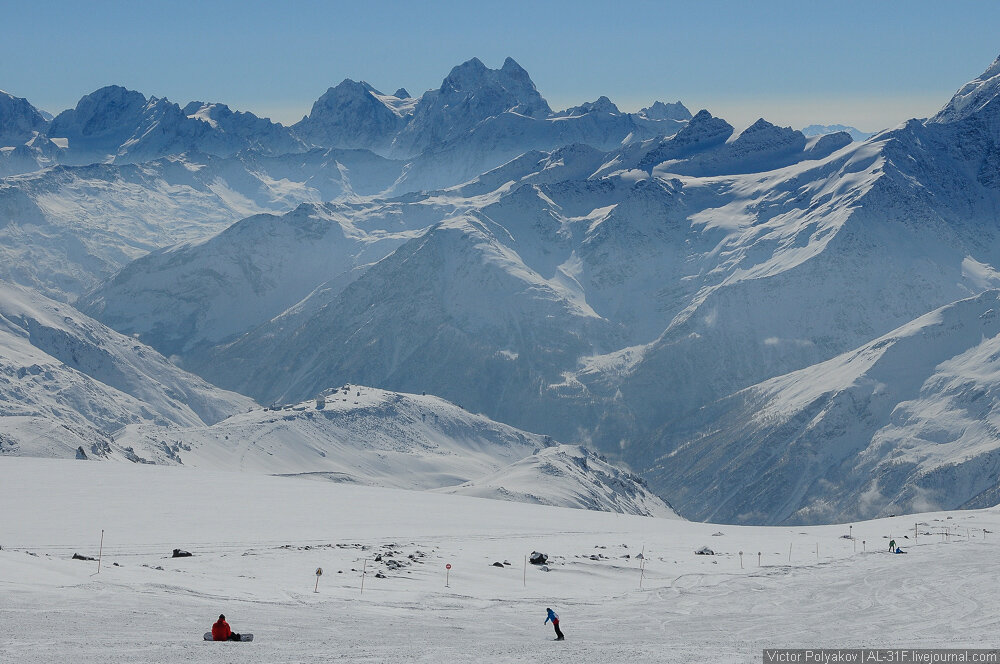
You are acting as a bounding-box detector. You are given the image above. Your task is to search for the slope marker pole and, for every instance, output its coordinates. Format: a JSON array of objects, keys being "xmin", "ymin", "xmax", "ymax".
[
  {"xmin": 96, "ymin": 529, "xmax": 104, "ymax": 575},
  {"xmin": 360, "ymin": 558, "xmax": 367, "ymax": 597}
]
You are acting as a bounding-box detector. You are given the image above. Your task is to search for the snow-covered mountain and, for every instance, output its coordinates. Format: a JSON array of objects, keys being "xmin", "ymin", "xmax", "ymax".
[
  {"xmin": 0, "ymin": 90, "xmax": 49, "ymax": 147},
  {"xmin": 801, "ymin": 123, "xmax": 874, "ymax": 142},
  {"xmin": 114, "ymin": 385, "xmax": 672, "ymax": 516},
  {"xmin": 638, "ymin": 100, "xmax": 693, "ymax": 122},
  {"xmin": 11, "ymin": 55, "xmax": 1000, "ymax": 524},
  {"xmin": 1, "ymin": 58, "xmax": 693, "ymax": 301},
  {"xmin": 46, "ymin": 86, "xmax": 305, "ymax": 164},
  {"xmin": 0, "ymin": 149, "xmax": 408, "ymax": 300},
  {"xmin": 390, "ymin": 57, "xmax": 552, "ymax": 158},
  {"xmin": 437, "ymin": 444, "xmax": 676, "ymax": 517},
  {"xmin": 79, "ymin": 55, "xmax": 1000, "ymax": 526},
  {"xmin": 78, "ymin": 200, "xmax": 446, "ymax": 356},
  {"xmin": 0, "ymin": 281, "xmax": 252, "ymax": 459},
  {"xmin": 293, "ymin": 80, "xmax": 412, "ymax": 154},
  {"xmin": 649, "ymin": 291, "xmax": 1000, "ymax": 525}
]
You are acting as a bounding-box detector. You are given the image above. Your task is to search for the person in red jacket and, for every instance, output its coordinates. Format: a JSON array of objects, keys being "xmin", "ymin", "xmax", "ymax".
[{"xmin": 211, "ymin": 614, "xmax": 242, "ymax": 641}]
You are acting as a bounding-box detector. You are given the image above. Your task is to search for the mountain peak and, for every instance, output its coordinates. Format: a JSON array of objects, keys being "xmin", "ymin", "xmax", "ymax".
[
  {"xmin": 0, "ymin": 89, "xmax": 50, "ymax": 147},
  {"xmin": 500, "ymin": 56, "xmax": 529, "ymax": 77},
  {"xmin": 931, "ymin": 54, "xmax": 1000, "ymax": 124},
  {"xmin": 393, "ymin": 88, "xmax": 411, "ymax": 99},
  {"xmin": 555, "ymin": 95, "xmax": 620, "ymax": 117},
  {"xmin": 638, "ymin": 100, "xmax": 692, "ymax": 122},
  {"xmin": 440, "ymin": 57, "xmax": 493, "ymax": 93}
]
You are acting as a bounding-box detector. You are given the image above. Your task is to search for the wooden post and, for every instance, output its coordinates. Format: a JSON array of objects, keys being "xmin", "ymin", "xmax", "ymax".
[
  {"xmin": 739, "ymin": 551, "xmax": 743, "ymax": 569},
  {"xmin": 757, "ymin": 551, "xmax": 761, "ymax": 567},
  {"xmin": 314, "ymin": 567, "xmax": 322, "ymax": 593},
  {"xmin": 788, "ymin": 543, "xmax": 792, "ymax": 563},
  {"xmin": 360, "ymin": 558, "xmax": 367, "ymax": 596}
]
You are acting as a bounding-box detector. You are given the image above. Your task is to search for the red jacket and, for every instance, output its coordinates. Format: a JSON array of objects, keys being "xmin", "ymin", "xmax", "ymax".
[{"xmin": 212, "ymin": 619, "xmax": 231, "ymax": 641}]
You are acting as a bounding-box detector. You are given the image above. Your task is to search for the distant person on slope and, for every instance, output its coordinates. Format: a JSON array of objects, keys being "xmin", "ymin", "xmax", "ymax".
[
  {"xmin": 212, "ymin": 614, "xmax": 242, "ymax": 641},
  {"xmin": 545, "ymin": 608, "xmax": 565, "ymax": 641},
  {"xmin": 889, "ymin": 539, "xmax": 896, "ymax": 552}
]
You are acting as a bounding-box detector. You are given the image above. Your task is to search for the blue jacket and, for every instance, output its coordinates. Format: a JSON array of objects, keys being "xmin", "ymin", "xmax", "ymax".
[{"xmin": 545, "ymin": 609, "xmax": 559, "ymax": 624}]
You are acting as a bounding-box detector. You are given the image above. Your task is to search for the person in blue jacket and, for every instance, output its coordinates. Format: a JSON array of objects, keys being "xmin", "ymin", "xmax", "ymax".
[{"xmin": 545, "ymin": 608, "xmax": 565, "ymax": 640}]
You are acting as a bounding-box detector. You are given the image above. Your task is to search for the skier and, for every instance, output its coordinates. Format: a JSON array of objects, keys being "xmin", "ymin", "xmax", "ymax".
[
  {"xmin": 888, "ymin": 539, "xmax": 896, "ymax": 552},
  {"xmin": 211, "ymin": 614, "xmax": 242, "ymax": 641},
  {"xmin": 545, "ymin": 607, "xmax": 564, "ymax": 641}
]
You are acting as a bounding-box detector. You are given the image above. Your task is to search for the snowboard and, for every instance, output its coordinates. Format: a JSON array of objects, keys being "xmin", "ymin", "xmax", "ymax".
[{"xmin": 204, "ymin": 632, "xmax": 254, "ymax": 642}]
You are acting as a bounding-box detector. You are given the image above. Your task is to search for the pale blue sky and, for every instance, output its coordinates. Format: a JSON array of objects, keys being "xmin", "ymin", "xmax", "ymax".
[{"xmin": 2, "ymin": 0, "xmax": 998, "ymax": 132}]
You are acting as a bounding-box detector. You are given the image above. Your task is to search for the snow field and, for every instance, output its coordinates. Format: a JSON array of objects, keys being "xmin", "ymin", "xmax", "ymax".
[{"xmin": 2, "ymin": 458, "xmax": 999, "ymax": 662}]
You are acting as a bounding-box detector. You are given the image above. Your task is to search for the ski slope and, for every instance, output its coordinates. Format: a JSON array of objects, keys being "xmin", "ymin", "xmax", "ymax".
[{"xmin": 2, "ymin": 458, "xmax": 997, "ymax": 663}]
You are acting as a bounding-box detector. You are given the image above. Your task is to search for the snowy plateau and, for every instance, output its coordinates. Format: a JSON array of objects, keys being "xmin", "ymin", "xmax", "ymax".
[{"xmin": 3, "ymin": 53, "xmax": 1000, "ymax": 661}]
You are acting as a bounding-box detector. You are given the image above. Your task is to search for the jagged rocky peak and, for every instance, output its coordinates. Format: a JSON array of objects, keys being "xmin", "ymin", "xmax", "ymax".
[
  {"xmin": 437, "ymin": 56, "xmax": 551, "ymax": 117},
  {"xmin": 182, "ymin": 101, "xmax": 236, "ymax": 126},
  {"xmin": 49, "ymin": 85, "xmax": 150, "ymax": 137},
  {"xmin": 669, "ymin": 109, "xmax": 734, "ymax": 149},
  {"xmin": 635, "ymin": 109, "xmax": 734, "ymax": 170},
  {"xmin": 556, "ymin": 96, "xmax": 620, "ymax": 117},
  {"xmin": 932, "ymin": 54, "xmax": 1000, "ymax": 124},
  {"xmin": 732, "ymin": 118, "xmax": 805, "ymax": 149},
  {"xmin": 311, "ymin": 78, "xmax": 383, "ymax": 111},
  {"xmin": 0, "ymin": 90, "xmax": 50, "ymax": 147},
  {"xmin": 295, "ymin": 77, "xmax": 403, "ymax": 150},
  {"xmin": 393, "ymin": 88, "xmax": 411, "ymax": 99},
  {"xmin": 639, "ymin": 100, "xmax": 692, "ymax": 121}
]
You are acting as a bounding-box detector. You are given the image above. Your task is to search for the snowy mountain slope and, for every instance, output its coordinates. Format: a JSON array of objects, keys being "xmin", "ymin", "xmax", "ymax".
[
  {"xmin": 87, "ymin": 61, "xmax": 997, "ymax": 465},
  {"xmin": 436, "ymin": 444, "xmax": 677, "ymax": 517},
  {"xmin": 646, "ymin": 291, "xmax": 1000, "ymax": 525},
  {"xmin": 194, "ymin": 214, "xmax": 624, "ymax": 428},
  {"xmin": 0, "ymin": 90, "xmax": 49, "ymax": 147},
  {"xmin": 77, "ymin": 196, "xmax": 468, "ymax": 355},
  {"xmin": 392, "ymin": 104, "xmax": 682, "ymax": 193},
  {"xmin": 23, "ymin": 56, "xmax": 1000, "ymax": 525},
  {"xmin": 560, "ymin": 58, "xmax": 1000, "ymax": 475},
  {"xmin": 0, "ymin": 282, "xmax": 253, "ymax": 459},
  {"xmin": 2, "ymin": 58, "xmax": 690, "ymax": 301},
  {"xmin": 116, "ymin": 386, "xmax": 547, "ymax": 486},
  {"xmin": 0, "ymin": 149, "xmax": 408, "ymax": 300},
  {"xmin": 931, "ymin": 55, "xmax": 1000, "ymax": 124},
  {"xmin": 114, "ymin": 386, "xmax": 671, "ymax": 516}
]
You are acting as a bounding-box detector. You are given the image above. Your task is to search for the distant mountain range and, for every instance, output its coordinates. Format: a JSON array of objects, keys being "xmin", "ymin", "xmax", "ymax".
[
  {"xmin": 4, "ymin": 55, "xmax": 1000, "ymax": 524},
  {"xmin": 801, "ymin": 124, "xmax": 874, "ymax": 142}
]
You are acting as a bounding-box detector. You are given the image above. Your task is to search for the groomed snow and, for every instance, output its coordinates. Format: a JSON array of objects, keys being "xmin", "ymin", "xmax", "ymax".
[{"xmin": 2, "ymin": 458, "xmax": 998, "ymax": 663}]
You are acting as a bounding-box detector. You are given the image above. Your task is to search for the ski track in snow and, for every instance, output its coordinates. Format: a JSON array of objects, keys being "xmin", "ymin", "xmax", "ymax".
[{"xmin": 1, "ymin": 459, "xmax": 998, "ymax": 663}]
